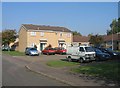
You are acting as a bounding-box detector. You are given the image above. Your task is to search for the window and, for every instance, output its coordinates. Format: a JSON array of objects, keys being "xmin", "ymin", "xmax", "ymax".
[
  {"xmin": 30, "ymin": 32, "xmax": 36, "ymax": 36},
  {"xmin": 40, "ymin": 32, "xmax": 44, "ymax": 36},
  {"xmin": 79, "ymin": 47, "xmax": 84, "ymax": 52},
  {"xmin": 67, "ymin": 33, "xmax": 71, "ymax": 38}
]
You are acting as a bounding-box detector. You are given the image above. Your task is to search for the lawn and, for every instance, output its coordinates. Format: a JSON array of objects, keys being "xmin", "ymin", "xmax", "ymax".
[
  {"xmin": 46, "ymin": 60, "xmax": 79, "ymax": 67},
  {"xmin": 71, "ymin": 61, "xmax": 120, "ymax": 81},
  {"xmin": 2, "ymin": 51, "xmax": 25, "ymax": 56}
]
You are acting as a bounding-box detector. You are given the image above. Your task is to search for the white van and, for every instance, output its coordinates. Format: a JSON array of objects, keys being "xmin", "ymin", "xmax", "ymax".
[{"xmin": 66, "ymin": 46, "xmax": 96, "ymax": 63}]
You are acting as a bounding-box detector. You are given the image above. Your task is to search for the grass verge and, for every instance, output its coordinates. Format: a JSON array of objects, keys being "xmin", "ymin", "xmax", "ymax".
[
  {"xmin": 46, "ymin": 60, "xmax": 79, "ymax": 67},
  {"xmin": 2, "ymin": 51, "xmax": 25, "ymax": 56},
  {"xmin": 71, "ymin": 61, "xmax": 120, "ymax": 81}
]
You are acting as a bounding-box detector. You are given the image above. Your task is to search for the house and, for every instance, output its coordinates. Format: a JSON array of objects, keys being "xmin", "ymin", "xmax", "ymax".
[
  {"xmin": 72, "ymin": 35, "xmax": 90, "ymax": 46},
  {"xmin": 18, "ymin": 24, "xmax": 73, "ymax": 52},
  {"xmin": 103, "ymin": 33, "xmax": 120, "ymax": 50}
]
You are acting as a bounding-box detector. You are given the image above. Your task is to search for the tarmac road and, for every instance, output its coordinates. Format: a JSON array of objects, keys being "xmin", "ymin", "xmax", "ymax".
[{"xmin": 2, "ymin": 55, "xmax": 68, "ymax": 86}]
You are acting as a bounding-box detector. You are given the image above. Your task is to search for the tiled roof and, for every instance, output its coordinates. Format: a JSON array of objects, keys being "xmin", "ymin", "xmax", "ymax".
[
  {"xmin": 103, "ymin": 34, "xmax": 120, "ymax": 41},
  {"xmin": 22, "ymin": 24, "xmax": 72, "ymax": 32},
  {"xmin": 73, "ymin": 35, "xmax": 90, "ymax": 42}
]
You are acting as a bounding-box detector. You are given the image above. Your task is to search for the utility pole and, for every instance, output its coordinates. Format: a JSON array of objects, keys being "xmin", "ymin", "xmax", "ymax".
[{"xmin": 112, "ymin": 26, "xmax": 113, "ymax": 50}]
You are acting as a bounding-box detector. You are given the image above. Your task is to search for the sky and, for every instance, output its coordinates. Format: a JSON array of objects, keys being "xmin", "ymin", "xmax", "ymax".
[{"xmin": 2, "ymin": 2, "xmax": 118, "ymax": 36}]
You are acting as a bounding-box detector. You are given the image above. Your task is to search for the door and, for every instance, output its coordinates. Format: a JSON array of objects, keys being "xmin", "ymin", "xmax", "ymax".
[{"xmin": 40, "ymin": 43, "xmax": 46, "ymax": 51}]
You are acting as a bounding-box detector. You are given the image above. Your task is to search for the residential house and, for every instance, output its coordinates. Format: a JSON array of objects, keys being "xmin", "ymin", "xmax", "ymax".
[
  {"xmin": 18, "ymin": 24, "xmax": 73, "ymax": 52},
  {"xmin": 103, "ymin": 33, "xmax": 120, "ymax": 50},
  {"xmin": 72, "ymin": 35, "xmax": 90, "ymax": 46}
]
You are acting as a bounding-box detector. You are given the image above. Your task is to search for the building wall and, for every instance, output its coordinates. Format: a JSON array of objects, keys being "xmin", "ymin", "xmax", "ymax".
[
  {"xmin": 104, "ymin": 41, "xmax": 120, "ymax": 50},
  {"xmin": 19, "ymin": 30, "xmax": 72, "ymax": 52},
  {"xmin": 72, "ymin": 42, "xmax": 89, "ymax": 46},
  {"xmin": 18, "ymin": 27, "xmax": 27, "ymax": 52}
]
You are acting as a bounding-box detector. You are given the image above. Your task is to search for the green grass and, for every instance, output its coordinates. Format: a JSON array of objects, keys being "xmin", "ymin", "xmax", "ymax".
[
  {"xmin": 71, "ymin": 61, "xmax": 120, "ymax": 81},
  {"xmin": 2, "ymin": 51, "xmax": 25, "ymax": 56},
  {"xmin": 47, "ymin": 60, "xmax": 79, "ymax": 67}
]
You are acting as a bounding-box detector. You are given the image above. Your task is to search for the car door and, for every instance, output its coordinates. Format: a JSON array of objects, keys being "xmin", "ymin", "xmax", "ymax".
[{"xmin": 78, "ymin": 47, "xmax": 85, "ymax": 57}]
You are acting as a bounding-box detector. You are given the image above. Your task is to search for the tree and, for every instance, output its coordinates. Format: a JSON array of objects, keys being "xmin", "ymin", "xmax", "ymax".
[
  {"xmin": 72, "ymin": 31, "xmax": 82, "ymax": 36},
  {"xmin": 107, "ymin": 18, "xmax": 120, "ymax": 35},
  {"xmin": 88, "ymin": 33, "xmax": 93, "ymax": 37},
  {"xmin": 2, "ymin": 29, "xmax": 17, "ymax": 46},
  {"xmin": 46, "ymin": 44, "xmax": 52, "ymax": 48},
  {"xmin": 89, "ymin": 34, "xmax": 103, "ymax": 47}
]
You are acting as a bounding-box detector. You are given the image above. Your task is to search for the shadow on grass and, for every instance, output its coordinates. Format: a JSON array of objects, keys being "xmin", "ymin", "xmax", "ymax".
[{"xmin": 60, "ymin": 58, "xmax": 79, "ymax": 63}]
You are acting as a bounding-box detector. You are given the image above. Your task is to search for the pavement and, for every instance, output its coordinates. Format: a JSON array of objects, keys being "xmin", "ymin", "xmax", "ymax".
[{"xmin": 24, "ymin": 55, "xmax": 108, "ymax": 86}]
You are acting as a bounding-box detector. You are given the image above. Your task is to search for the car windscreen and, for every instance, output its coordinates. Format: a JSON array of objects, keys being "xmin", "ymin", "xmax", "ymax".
[
  {"xmin": 85, "ymin": 47, "xmax": 94, "ymax": 52},
  {"xmin": 95, "ymin": 49, "xmax": 103, "ymax": 53},
  {"xmin": 30, "ymin": 48, "xmax": 37, "ymax": 51}
]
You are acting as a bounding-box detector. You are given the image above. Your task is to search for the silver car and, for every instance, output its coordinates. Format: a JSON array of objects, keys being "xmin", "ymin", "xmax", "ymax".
[{"xmin": 25, "ymin": 47, "xmax": 39, "ymax": 56}]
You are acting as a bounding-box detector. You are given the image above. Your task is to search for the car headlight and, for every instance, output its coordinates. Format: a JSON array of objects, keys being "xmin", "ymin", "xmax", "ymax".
[{"xmin": 113, "ymin": 53, "xmax": 117, "ymax": 55}]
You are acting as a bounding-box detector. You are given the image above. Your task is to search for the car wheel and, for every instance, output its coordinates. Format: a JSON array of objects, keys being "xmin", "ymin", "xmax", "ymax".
[
  {"xmin": 29, "ymin": 52, "xmax": 32, "ymax": 56},
  {"xmin": 60, "ymin": 53, "xmax": 63, "ymax": 55},
  {"xmin": 79, "ymin": 58, "xmax": 84, "ymax": 63},
  {"xmin": 67, "ymin": 56, "xmax": 72, "ymax": 62},
  {"xmin": 46, "ymin": 53, "xmax": 49, "ymax": 55}
]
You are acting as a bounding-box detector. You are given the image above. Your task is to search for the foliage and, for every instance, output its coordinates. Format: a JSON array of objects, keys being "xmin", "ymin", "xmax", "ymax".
[
  {"xmin": 46, "ymin": 60, "xmax": 79, "ymax": 67},
  {"xmin": 88, "ymin": 33, "xmax": 93, "ymax": 37},
  {"xmin": 89, "ymin": 34, "xmax": 103, "ymax": 47},
  {"xmin": 46, "ymin": 44, "xmax": 52, "ymax": 48},
  {"xmin": 2, "ymin": 29, "xmax": 17, "ymax": 46},
  {"xmin": 107, "ymin": 18, "xmax": 120, "ymax": 35},
  {"xmin": 72, "ymin": 31, "xmax": 82, "ymax": 36}
]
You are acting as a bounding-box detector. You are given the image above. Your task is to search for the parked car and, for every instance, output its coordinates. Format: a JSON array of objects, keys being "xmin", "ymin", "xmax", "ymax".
[
  {"xmin": 93, "ymin": 48, "xmax": 111, "ymax": 61},
  {"xmin": 42, "ymin": 48, "xmax": 56, "ymax": 55},
  {"xmin": 54, "ymin": 47, "xmax": 67, "ymax": 55},
  {"xmin": 98, "ymin": 48, "xmax": 119, "ymax": 59},
  {"xmin": 25, "ymin": 47, "xmax": 39, "ymax": 56},
  {"xmin": 66, "ymin": 46, "xmax": 96, "ymax": 63}
]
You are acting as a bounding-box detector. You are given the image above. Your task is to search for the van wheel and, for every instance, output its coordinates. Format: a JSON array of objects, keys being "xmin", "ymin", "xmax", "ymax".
[
  {"xmin": 79, "ymin": 58, "xmax": 84, "ymax": 63},
  {"xmin": 68, "ymin": 56, "xmax": 72, "ymax": 62}
]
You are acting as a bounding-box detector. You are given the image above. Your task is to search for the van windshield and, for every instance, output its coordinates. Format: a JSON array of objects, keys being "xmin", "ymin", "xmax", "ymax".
[{"xmin": 85, "ymin": 47, "xmax": 94, "ymax": 52}]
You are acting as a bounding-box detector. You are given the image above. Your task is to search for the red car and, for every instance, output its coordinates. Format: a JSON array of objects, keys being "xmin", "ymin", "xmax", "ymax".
[
  {"xmin": 55, "ymin": 47, "xmax": 67, "ymax": 55},
  {"xmin": 42, "ymin": 48, "xmax": 56, "ymax": 55}
]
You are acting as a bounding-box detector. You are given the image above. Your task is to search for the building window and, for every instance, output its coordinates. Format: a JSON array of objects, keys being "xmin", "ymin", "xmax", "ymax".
[
  {"xmin": 30, "ymin": 32, "xmax": 36, "ymax": 36},
  {"xmin": 60, "ymin": 32, "xmax": 62, "ymax": 37},
  {"xmin": 67, "ymin": 33, "xmax": 71, "ymax": 38},
  {"xmin": 40, "ymin": 32, "xmax": 44, "ymax": 37}
]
